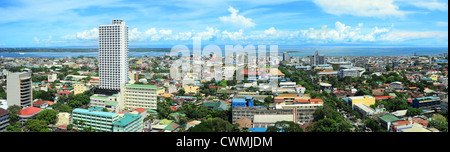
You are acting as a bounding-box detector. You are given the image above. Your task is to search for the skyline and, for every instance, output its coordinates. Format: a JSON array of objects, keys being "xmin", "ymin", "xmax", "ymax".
[{"xmin": 0, "ymin": 0, "xmax": 448, "ymax": 48}]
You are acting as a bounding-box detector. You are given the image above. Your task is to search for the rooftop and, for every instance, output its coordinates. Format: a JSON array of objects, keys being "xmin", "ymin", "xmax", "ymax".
[
  {"xmin": 126, "ymin": 84, "xmax": 157, "ymax": 88},
  {"xmin": 19, "ymin": 107, "xmax": 42, "ymax": 116},
  {"xmin": 72, "ymin": 107, "xmax": 117, "ymax": 118},
  {"xmin": 112, "ymin": 113, "xmax": 141, "ymax": 126}
]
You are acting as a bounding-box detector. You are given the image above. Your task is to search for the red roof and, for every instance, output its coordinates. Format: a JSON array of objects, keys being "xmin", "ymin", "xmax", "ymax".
[
  {"xmin": 18, "ymin": 107, "xmax": 42, "ymax": 116},
  {"xmin": 241, "ymin": 69, "xmax": 260, "ymax": 75},
  {"xmin": 33, "ymin": 100, "xmax": 54, "ymax": 105},
  {"xmin": 393, "ymin": 121, "xmax": 411, "ymax": 126},
  {"xmin": 309, "ymin": 99, "xmax": 323, "ymax": 102},
  {"xmin": 59, "ymin": 91, "xmax": 72, "ymax": 94},
  {"xmin": 170, "ymin": 106, "xmax": 178, "ymax": 111},
  {"xmin": 133, "ymin": 108, "xmax": 146, "ymax": 114},
  {"xmin": 375, "ymin": 96, "xmax": 395, "ymax": 100}
]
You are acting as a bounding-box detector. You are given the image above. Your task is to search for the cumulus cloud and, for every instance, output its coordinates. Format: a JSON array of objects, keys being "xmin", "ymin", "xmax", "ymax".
[
  {"xmin": 312, "ymin": 0, "xmax": 408, "ymax": 18},
  {"xmin": 410, "ymin": 0, "xmax": 448, "ymax": 11},
  {"xmin": 76, "ymin": 28, "xmax": 99, "ymax": 40},
  {"xmin": 299, "ymin": 21, "xmax": 392, "ymax": 43},
  {"xmin": 219, "ymin": 6, "xmax": 256, "ymax": 28}
]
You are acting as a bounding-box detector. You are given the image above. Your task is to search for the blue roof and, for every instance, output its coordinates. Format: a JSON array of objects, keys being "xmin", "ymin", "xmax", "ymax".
[
  {"xmin": 72, "ymin": 107, "xmax": 118, "ymax": 118},
  {"xmin": 232, "ymin": 99, "xmax": 247, "ymax": 104},
  {"xmin": 415, "ymin": 96, "xmax": 439, "ymax": 100},
  {"xmin": 249, "ymin": 128, "xmax": 267, "ymax": 132},
  {"xmin": 245, "ymin": 97, "xmax": 254, "ymax": 100}
]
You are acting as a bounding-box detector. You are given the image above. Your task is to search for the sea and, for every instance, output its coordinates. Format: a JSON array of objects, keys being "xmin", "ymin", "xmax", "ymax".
[{"xmin": 0, "ymin": 47, "xmax": 447, "ymax": 58}]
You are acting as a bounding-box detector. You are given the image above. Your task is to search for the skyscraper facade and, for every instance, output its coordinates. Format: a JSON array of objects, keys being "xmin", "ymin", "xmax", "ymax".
[
  {"xmin": 7, "ymin": 70, "xmax": 32, "ymax": 109},
  {"xmin": 283, "ymin": 52, "xmax": 290, "ymax": 62},
  {"xmin": 310, "ymin": 50, "xmax": 325, "ymax": 66},
  {"xmin": 98, "ymin": 19, "xmax": 129, "ymax": 94}
]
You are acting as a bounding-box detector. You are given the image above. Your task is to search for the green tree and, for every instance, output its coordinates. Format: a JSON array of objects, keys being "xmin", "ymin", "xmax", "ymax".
[
  {"xmin": 355, "ymin": 88, "xmax": 371, "ymax": 96},
  {"xmin": 24, "ymin": 119, "xmax": 51, "ymax": 132},
  {"xmin": 178, "ymin": 89, "xmax": 185, "ymax": 96},
  {"xmin": 429, "ymin": 114, "xmax": 448, "ymax": 132},
  {"xmin": 36, "ymin": 109, "xmax": 58, "ymax": 125},
  {"xmin": 266, "ymin": 121, "xmax": 303, "ymax": 132},
  {"xmin": 406, "ymin": 108, "xmax": 422, "ymax": 116}
]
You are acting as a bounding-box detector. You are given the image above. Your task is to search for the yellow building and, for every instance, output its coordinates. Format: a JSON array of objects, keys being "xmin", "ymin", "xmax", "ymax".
[
  {"xmin": 184, "ymin": 85, "xmax": 199, "ymax": 94},
  {"xmin": 348, "ymin": 95, "xmax": 376, "ymax": 108},
  {"xmin": 73, "ymin": 83, "xmax": 87, "ymax": 95},
  {"xmin": 156, "ymin": 87, "xmax": 165, "ymax": 95},
  {"xmin": 430, "ymin": 75, "xmax": 439, "ymax": 81}
]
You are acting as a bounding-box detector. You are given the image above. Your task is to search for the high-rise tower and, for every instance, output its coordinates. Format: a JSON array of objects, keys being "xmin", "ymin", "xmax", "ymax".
[
  {"xmin": 7, "ymin": 70, "xmax": 32, "ymax": 109},
  {"xmin": 98, "ymin": 19, "xmax": 129, "ymax": 95}
]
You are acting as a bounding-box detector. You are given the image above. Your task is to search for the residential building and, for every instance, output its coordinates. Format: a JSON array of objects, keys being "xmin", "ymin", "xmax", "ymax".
[
  {"xmin": 112, "ymin": 113, "xmax": 143, "ymax": 132},
  {"xmin": 48, "ymin": 73, "xmax": 57, "ymax": 83},
  {"xmin": 412, "ymin": 96, "xmax": 441, "ymax": 111},
  {"xmin": 441, "ymin": 98, "xmax": 448, "ymax": 111},
  {"xmin": 72, "ymin": 106, "xmax": 143, "ymax": 132},
  {"xmin": 283, "ymin": 52, "xmax": 290, "ymax": 62},
  {"xmin": 73, "ymin": 83, "xmax": 87, "ymax": 95},
  {"xmin": 310, "ymin": 50, "xmax": 326, "ymax": 66},
  {"xmin": 98, "ymin": 19, "xmax": 129, "ymax": 95},
  {"xmin": 252, "ymin": 114, "xmax": 294, "ymax": 128},
  {"xmin": 124, "ymin": 84, "xmax": 157, "ymax": 110},
  {"xmin": 390, "ymin": 81, "xmax": 404, "ymax": 90},
  {"xmin": 0, "ymin": 108, "xmax": 9, "ymax": 132},
  {"xmin": 89, "ymin": 94, "xmax": 118, "ymax": 109},
  {"xmin": 338, "ymin": 68, "xmax": 364, "ymax": 78},
  {"xmin": 18, "ymin": 106, "xmax": 42, "ymax": 122},
  {"xmin": 183, "ymin": 85, "xmax": 199, "ymax": 94},
  {"xmin": 7, "ymin": 70, "xmax": 32, "ymax": 109},
  {"xmin": 347, "ymin": 95, "xmax": 376, "ymax": 108}
]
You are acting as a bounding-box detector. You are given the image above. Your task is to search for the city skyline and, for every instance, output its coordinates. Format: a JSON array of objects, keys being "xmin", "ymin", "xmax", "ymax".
[{"xmin": 0, "ymin": 0, "xmax": 448, "ymax": 48}]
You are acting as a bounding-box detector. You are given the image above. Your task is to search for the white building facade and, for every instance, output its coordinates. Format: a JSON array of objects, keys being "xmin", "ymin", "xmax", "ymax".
[{"xmin": 98, "ymin": 19, "xmax": 129, "ymax": 92}]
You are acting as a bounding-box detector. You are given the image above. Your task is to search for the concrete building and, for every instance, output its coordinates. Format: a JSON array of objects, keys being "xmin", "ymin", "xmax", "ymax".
[
  {"xmin": 89, "ymin": 94, "xmax": 119, "ymax": 109},
  {"xmin": 252, "ymin": 114, "xmax": 294, "ymax": 128},
  {"xmin": 72, "ymin": 106, "xmax": 143, "ymax": 132},
  {"xmin": 310, "ymin": 50, "xmax": 326, "ymax": 66},
  {"xmin": 0, "ymin": 108, "xmax": 9, "ymax": 132},
  {"xmin": 337, "ymin": 68, "xmax": 365, "ymax": 78},
  {"xmin": 73, "ymin": 83, "xmax": 87, "ymax": 95},
  {"xmin": 112, "ymin": 113, "xmax": 144, "ymax": 132},
  {"xmin": 347, "ymin": 95, "xmax": 376, "ymax": 108},
  {"xmin": 98, "ymin": 19, "xmax": 129, "ymax": 95},
  {"xmin": 441, "ymin": 98, "xmax": 448, "ymax": 112},
  {"xmin": 7, "ymin": 70, "xmax": 32, "ymax": 109},
  {"xmin": 412, "ymin": 96, "xmax": 441, "ymax": 111},
  {"xmin": 283, "ymin": 52, "xmax": 290, "ymax": 62},
  {"xmin": 124, "ymin": 84, "xmax": 157, "ymax": 110}
]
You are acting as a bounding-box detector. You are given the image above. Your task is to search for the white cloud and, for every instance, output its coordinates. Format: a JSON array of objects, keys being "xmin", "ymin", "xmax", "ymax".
[
  {"xmin": 383, "ymin": 31, "xmax": 448, "ymax": 41},
  {"xmin": 437, "ymin": 21, "xmax": 448, "ymax": 27},
  {"xmin": 219, "ymin": 6, "xmax": 256, "ymax": 28},
  {"xmin": 221, "ymin": 29, "xmax": 245, "ymax": 41},
  {"xmin": 33, "ymin": 37, "xmax": 40, "ymax": 43},
  {"xmin": 299, "ymin": 21, "xmax": 392, "ymax": 43},
  {"xmin": 410, "ymin": 0, "xmax": 448, "ymax": 11},
  {"xmin": 312, "ymin": 0, "xmax": 408, "ymax": 18},
  {"xmin": 76, "ymin": 28, "xmax": 99, "ymax": 40}
]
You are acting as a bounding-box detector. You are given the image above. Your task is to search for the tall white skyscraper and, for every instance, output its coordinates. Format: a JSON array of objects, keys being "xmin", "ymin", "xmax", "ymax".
[
  {"xmin": 98, "ymin": 19, "xmax": 129, "ymax": 93},
  {"xmin": 7, "ymin": 70, "xmax": 32, "ymax": 109}
]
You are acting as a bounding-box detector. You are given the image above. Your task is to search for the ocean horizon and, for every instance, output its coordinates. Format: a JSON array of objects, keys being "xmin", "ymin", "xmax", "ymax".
[{"xmin": 0, "ymin": 46, "xmax": 447, "ymax": 58}]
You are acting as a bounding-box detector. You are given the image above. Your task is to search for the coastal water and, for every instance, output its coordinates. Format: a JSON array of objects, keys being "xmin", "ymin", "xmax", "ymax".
[{"xmin": 0, "ymin": 47, "xmax": 447, "ymax": 58}]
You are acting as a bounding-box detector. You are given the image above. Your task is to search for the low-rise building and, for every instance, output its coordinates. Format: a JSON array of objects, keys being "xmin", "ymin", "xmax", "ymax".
[
  {"xmin": 124, "ymin": 84, "xmax": 157, "ymax": 110},
  {"xmin": 412, "ymin": 96, "xmax": 441, "ymax": 111},
  {"xmin": 72, "ymin": 106, "xmax": 143, "ymax": 132},
  {"xmin": 252, "ymin": 114, "xmax": 294, "ymax": 128},
  {"xmin": 347, "ymin": 95, "xmax": 376, "ymax": 108},
  {"xmin": 0, "ymin": 108, "xmax": 9, "ymax": 132}
]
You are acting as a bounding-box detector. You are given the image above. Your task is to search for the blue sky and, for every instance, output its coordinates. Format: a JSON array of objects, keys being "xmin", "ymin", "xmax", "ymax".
[{"xmin": 0, "ymin": 0, "xmax": 448, "ymax": 48}]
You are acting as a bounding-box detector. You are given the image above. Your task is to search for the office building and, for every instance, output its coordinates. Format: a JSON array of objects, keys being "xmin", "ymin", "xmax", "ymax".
[
  {"xmin": 283, "ymin": 52, "xmax": 290, "ymax": 62},
  {"xmin": 98, "ymin": 19, "xmax": 129, "ymax": 95},
  {"xmin": 310, "ymin": 50, "xmax": 326, "ymax": 66},
  {"xmin": 7, "ymin": 70, "xmax": 32, "ymax": 109},
  {"xmin": 72, "ymin": 106, "xmax": 143, "ymax": 132},
  {"xmin": 412, "ymin": 96, "xmax": 441, "ymax": 111},
  {"xmin": 124, "ymin": 84, "xmax": 157, "ymax": 110}
]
